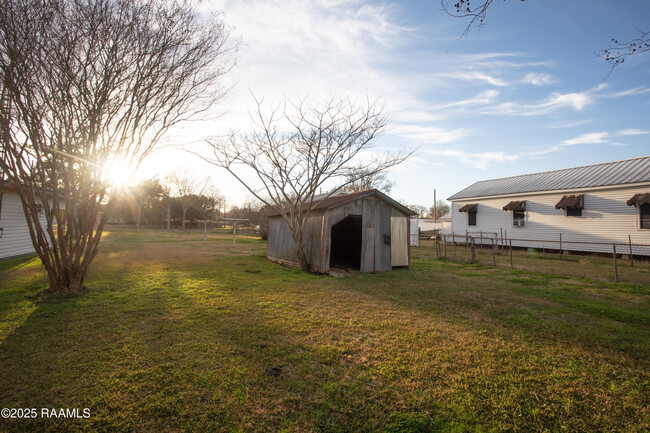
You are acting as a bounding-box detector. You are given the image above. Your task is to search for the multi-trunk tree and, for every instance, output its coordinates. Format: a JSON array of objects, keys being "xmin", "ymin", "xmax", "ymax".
[
  {"xmin": 0, "ymin": 0, "xmax": 235, "ymax": 293},
  {"xmin": 203, "ymin": 96, "xmax": 412, "ymax": 271}
]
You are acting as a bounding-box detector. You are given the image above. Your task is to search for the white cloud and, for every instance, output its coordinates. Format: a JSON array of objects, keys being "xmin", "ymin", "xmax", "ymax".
[
  {"xmin": 562, "ymin": 132, "xmax": 609, "ymax": 145},
  {"xmin": 522, "ymin": 72, "xmax": 557, "ymax": 86},
  {"xmin": 618, "ymin": 128, "xmax": 650, "ymax": 136},
  {"xmin": 391, "ymin": 124, "xmax": 470, "ymax": 145},
  {"xmin": 426, "ymin": 148, "xmax": 519, "ymax": 169},
  {"xmin": 453, "ymin": 71, "xmax": 508, "ymax": 87},
  {"xmin": 548, "ymin": 119, "xmax": 593, "ymax": 129},
  {"xmin": 482, "ymin": 83, "xmax": 607, "ymax": 116}
]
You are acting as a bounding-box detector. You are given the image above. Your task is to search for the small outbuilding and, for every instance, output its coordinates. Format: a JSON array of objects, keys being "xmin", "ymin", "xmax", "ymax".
[{"xmin": 267, "ymin": 189, "xmax": 416, "ymax": 273}]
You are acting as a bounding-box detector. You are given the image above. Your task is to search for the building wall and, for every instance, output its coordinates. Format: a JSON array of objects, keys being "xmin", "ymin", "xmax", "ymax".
[
  {"xmin": 0, "ymin": 190, "xmax": 48, "ymax": 259},
  {"xmin": 450, "ymin": 184, "xmax": 650, "ymax": 253},
  {"xmin": 267, "ymin": 195, "xmax": 410, "ymax": 272}
]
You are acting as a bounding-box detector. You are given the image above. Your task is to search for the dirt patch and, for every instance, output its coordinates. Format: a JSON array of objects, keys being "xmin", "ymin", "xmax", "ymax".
[{"xmin": 329, "ymin": 267, "xmax": 358, "ymax": 277}]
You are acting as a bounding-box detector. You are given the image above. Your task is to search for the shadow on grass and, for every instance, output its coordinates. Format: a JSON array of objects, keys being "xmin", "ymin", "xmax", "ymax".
[
  {"xmin": 0, "ymin": 255, "xmax": 452, "ymax": 433},
  {"xmin": 1, "ymin": 237, "xmax": 648, "ymax": 432},
  {"xmin": 345, "ymin": 258, "xmax": 650, "ymax": 361}
]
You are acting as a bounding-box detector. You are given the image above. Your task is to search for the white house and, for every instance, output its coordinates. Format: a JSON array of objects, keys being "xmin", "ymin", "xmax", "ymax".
[
  {"xmin": 447, "ymin": 156, "xmax": 650, "ymax": 255},
  {"xmin": 0, "ymin": 185, "xmax": 49, "ymax": 259}
]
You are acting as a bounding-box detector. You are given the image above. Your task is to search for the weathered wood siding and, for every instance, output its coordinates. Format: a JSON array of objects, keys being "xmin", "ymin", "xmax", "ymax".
[
  {"xmin": 266, "ymin": 195, "xmax": 411, "ymax": 272},
  {"xmin": 267, "ymin": 212, "xmax": 324, "ymax": 268},
  {"xmin": 451, "ymin": 184, "xmax": 650, "ymax": 253},
  {"xmin": 0, "ymin": 191, "xmax": 48, "ymax": 259}
]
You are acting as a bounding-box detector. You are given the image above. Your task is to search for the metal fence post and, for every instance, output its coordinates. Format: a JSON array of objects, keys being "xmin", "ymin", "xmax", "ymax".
[
  {"xmin": 613, "ymin": 243, "xmax": 618, "ymax": 283},
  {"xmin": 629, "ymin": 235, "xmax": 634, "ymax": 267},
  {"xmin": 452, "ymin": 233, "xmax": 457, "ymax": 258},
  {"xmin": 500, "ymin": 228, "xmax": 504, "ymax": 251},
  {"xmin": 509, "ymin": 239, "xmax": 513, "ymax": 269},
  {"xmin": 491, "ymin": 238, "xmax": 496, "ymax": 266},
  {"xmin": 559, "ymin": 233, "xmax": 563, "ymax": 260},
  {"xmin": 443, "ymin": 234, "xmax": 447, "ymax": 258},
  {"xmin": 471, "ymin": 237, "xmax": 476, "ymax": 262}
]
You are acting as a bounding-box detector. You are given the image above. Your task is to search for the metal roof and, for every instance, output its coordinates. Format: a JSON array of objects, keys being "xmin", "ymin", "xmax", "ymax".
[
  {"xmin": 448, "ymin": 155, "xmax": 650, "ymax": 200},
  {"xmin": 267, "ymin": 189, "xmax": 416, "ymax": 217}
]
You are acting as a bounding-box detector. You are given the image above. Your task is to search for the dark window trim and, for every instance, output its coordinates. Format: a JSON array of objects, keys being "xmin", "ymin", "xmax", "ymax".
[
  {"xmin": 512, "ymin": 210, "xmax": 526, "ymax": 227},
  {"xmin": 640, "ymin": 203, "xmax": 650, "ymax": 229},
  {"xmin": 566, "ymin": 207, "xmax": 583, "ymax": 217},
  {"xmin": 468, "ymin": 210, "xmax": 477, "ymax": 226}
]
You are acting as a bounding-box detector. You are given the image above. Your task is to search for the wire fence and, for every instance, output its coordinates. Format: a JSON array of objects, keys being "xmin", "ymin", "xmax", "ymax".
[{"xmin": 418, "ymin": 233, "xmax": 650, "ymax": 285}]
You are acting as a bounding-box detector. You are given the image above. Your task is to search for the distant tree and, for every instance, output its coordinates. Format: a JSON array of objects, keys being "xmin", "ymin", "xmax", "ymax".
[
  {"xmin": 166, "ymin": 170, "xmax": 209, "ymax": 230},
  {"xmin": 408, "ymin": 205, "xmax": 429, "ymax": 218},
  {"xmin": 342, "ymin": 168, "xmax": 393, "ymax": 194},
  {"xmin": 429, "ymin": 199, "xmax": 451, "ymax": 220},
  {"xmin": 0, "ymin": 0, "xmax": 235, "ymax": 293},
  {"xmin": 228, "ymin": 198, "xmax": 269, "ymax": 239},
  {"xmin": 111, "ymin": 178, "xmax": 168, "ymax": 226},
  {"xmin": 441, "ymin": 0, "xmax": 648, "ymax": 71},
  {"xmin": 203, "ymin": 96, "xmax": 411, "ymax": 271},
  {"xmin": 202, "ymin": 187, "xmax": 225, "ymax": 222}
]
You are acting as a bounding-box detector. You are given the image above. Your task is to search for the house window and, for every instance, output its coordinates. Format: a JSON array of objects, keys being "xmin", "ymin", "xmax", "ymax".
[
  {"xmin": 641, "ymin": 203, "xmax": 650, "ymax": 229},
  {"xmin": 458, "ymin": 203, "xmax": 478, "ymax": 226},
  {"xmin": 626, "ymin": 193, "xmax": 650, "ymax": 229},
  {"xmin": 468, "ymin": 210, "xmax": 477, "ymax": 226},
  {"xmin": 556, "ymin": 194, "xmax": 584, "ymax": 217},
  {"xmin": 503, "ymin": 200, "xmax": 526, "ymax": 227},
  {"xmin": 513, "ymin": 210, "xmax": 525, "ymax": 227},
  {"xmin": 566, "ymin": 207, "xmax": 582, "ymax": 217}
]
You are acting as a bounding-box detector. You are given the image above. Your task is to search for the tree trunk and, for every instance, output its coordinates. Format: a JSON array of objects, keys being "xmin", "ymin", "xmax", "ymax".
[
  {"xmin": 296, "ymin": 248, "xmax": 309, "ymax": 271},
  {"xmin": 45, "ymin": 257, "xmax": 89, "ymax": 294},
  {"xmin": 166, "ymin": 202, "xmax": 171, "ymax": 230},
  {"xmin": 182, "ymin": 206, "xmax": 187, "ymax": 230},
  {"xmin": 292, "ymin": 225, "xmax": 310, "ymax": 271}
]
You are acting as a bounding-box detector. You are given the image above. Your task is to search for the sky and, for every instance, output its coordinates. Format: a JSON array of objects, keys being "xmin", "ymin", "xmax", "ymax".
[{"xmin": 138, "ymin": 0, "xmax": 650, "ymax": 209}]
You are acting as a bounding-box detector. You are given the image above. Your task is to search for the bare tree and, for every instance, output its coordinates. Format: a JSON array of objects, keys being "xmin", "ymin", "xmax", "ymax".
[
  {"xmin": 165, "ymin": 170, "xmax": 209, "ymax": 230},
  {"xmin": 408, "ymin": 204, "xmax": 429, "ymax": 218},
  {"xmin": 341, "ymin": 168, "xmax": 393, "ymax": 194},
  {"xmin": 0, "ymin": 0, "xmax": 235, "ymax": 293},
  {"xmin": 598, "ymin": 28, "xmax": 650, "ymax": 70},
  {"xmin": 441, "ymin": 0, "xmax": 649, "ymax": 71},
  {"xmin": 429, "ymin": 199, "xmax": 451, "ymax": 220},
  {"xmin": 201, "ymin": 96, "xmax": 411, "ymax": 271}
]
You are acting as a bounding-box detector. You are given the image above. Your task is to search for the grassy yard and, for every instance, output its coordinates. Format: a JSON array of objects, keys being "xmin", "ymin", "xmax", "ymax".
[{"xmin": 0, "ymin": 231, "xmax": 648, "ymax": 432}]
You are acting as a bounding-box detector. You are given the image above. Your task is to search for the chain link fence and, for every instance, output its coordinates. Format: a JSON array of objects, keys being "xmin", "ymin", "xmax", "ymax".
[{"xmin": 418, "ymin": 232, "xmax": 650, "ymax": 285}]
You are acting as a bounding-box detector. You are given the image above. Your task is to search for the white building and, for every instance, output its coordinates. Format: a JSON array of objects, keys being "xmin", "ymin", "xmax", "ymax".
[
  {"xmin": 447, "ymin": 156, "xmax": 650, "ymax": 255},
  {"xmin": 0, "ymin": 185, "xmax": 49, "ymax": 259}
]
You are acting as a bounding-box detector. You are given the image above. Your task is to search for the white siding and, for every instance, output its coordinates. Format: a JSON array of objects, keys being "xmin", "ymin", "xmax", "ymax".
[
  {"xmin": 451, "ymin": 184, "xmax": 650, "ymax": 254},
  {"xmin": 0, "ymin": 191, "xmax": 49, "ymax": 259}
]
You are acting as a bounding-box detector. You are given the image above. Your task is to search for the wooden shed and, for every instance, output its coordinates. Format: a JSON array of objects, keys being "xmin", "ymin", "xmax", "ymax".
[{"xmin": 267, "ymin": 189, "xmax": 416, "ymax": 273}]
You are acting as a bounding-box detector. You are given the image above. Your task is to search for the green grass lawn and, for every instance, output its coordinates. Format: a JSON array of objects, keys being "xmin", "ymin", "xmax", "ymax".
[{"xmin": 1, "ymin": 231, "xmax": 648, "ymax": 432}]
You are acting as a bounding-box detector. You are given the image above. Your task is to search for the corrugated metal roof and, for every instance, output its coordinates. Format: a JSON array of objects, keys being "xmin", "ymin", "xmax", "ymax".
[
  {"xmin": 267, "ymin": 189, "xmax": 416, "ymax": 217},
  {"xmin": 448, "ymin": 155, "xmax": 650, "ymax": 200}
]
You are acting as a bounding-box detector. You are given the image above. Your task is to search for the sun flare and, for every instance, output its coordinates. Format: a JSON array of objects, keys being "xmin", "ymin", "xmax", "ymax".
[{"xmin": 103, "ymin": 159, "xmax": 136, "ymax": 188}]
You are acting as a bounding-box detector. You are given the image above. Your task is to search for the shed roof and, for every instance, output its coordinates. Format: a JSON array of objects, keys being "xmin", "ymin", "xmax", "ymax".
[
  {"xmin": 448, "ymin": 155, "xmax": 650, "ymax": 201},
  {"xmin": 266, "ymin": 189, "xmax": 416, "ymax": 217}
]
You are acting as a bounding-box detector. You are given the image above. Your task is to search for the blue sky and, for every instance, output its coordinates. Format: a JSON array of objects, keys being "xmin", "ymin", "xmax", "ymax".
[{"xmin": 141, "ymin": 0, "xmax": 650, "ymax": 208}]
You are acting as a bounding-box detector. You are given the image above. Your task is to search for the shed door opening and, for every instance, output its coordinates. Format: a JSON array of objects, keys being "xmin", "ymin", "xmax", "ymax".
[{"xmin": 330, "ymin": 215, "xmax": 362, "ymax": 270}]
